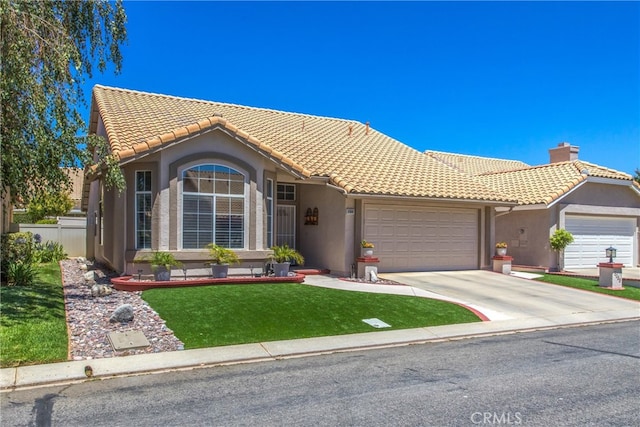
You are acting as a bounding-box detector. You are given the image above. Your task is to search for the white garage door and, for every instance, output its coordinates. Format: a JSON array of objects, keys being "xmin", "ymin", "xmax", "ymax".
[
  {"xmin": 565, "ymin": 215, "xmax": 635, "ymax": 268},
  {"xmin": 364, "ymin": 205, "xmax": 479, "ymax": 272}
]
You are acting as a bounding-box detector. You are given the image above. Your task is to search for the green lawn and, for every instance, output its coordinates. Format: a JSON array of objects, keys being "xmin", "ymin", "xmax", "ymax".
[
  {"xmin": 0, "ymin": 262, "xmax": 68, "ymax": 367},
  {"xmin": 142, "ymin": 283, "xmax": 481, "ymax": 349},
  {"xmin": 536, "ymin": 274, "xmax": 640, "ymax": 301}
]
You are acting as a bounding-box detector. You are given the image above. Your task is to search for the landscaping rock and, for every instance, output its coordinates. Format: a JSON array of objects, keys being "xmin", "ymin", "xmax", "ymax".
[
  {"xmin": 91, "ymin": 284, "xmax": 113, "ymax": 298},
  {"xmin": 83, "ymin": 271, "xmax": 97, "ymax": 284},
  {"xmin": 109, "ymin": 304, "xmax": 134, "ymax": 323},
  {"xmin": 60, "ymin": 260, "xmax": 183, "ymax": 360}
]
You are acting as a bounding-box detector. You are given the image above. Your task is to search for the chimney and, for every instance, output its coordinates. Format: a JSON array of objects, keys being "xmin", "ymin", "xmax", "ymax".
[{"xmin": 549, "ymin": 142, "xmax": 579, "ymax": 163}]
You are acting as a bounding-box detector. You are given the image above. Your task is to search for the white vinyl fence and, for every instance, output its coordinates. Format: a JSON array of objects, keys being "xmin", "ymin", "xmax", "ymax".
[{"xmin": 17, "ymin": 218, "xmax": 86, "ymax": 257}]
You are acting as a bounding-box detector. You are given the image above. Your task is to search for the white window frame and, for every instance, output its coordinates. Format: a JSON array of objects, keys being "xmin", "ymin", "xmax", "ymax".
[
  {"xmin": 266, "ymin": 178, "xmax": 274, "ymax": 248},
  {"xmin": 179, "ymin": 162, "xmax": 248, "ymax": 250},
  {"xmin": 135, "ymin": 170, "xmax": 152, "ymax": 249}
]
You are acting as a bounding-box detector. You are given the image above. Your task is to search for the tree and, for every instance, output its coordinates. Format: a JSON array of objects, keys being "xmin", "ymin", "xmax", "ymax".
[
  {"xmin": 0, "ymin": 0, "xmax": 127, "ymax": 209},
  {"xmin": 26, "ymin": 190, "xmax": 74, "ymax": 223},
  {"xmin": 634, "ymin": 169, "xmax": 640, "ymax": 184},
  {"xmin": 549, "ymin": 228, "xmax": 574, "ymax": 271}
]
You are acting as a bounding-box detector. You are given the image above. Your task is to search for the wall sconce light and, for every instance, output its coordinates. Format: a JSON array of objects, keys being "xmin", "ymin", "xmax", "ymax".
[
  {"xmin": 605, "ymin": 246, "xmax": 617, "ymax": 263},
  {"xmin": 305, "ymin": 207, "xmax": 319, "ymax": 225}
]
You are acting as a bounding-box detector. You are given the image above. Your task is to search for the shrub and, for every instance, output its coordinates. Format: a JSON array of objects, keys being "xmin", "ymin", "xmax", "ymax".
[
  {"xmin": 11, "ymin": 212, "xmax": 30, "ymax": 224},
  {"xmin": 1, "ymin": 232, "xmax": 34, "ymax": 273},
  {"xmin": 5, "ymin": 261, "xmax": 37, "ymax": 286},
  {"xmin": 35, "ymin": 219, "xmax": 58, "ymax": 224},
  {"xmin": 550, "ymin": 229, "xmax": 574, "ymax": 252},
  {"xmin": 207, "ymin": 244, "xmax": 240, "ymax": 265},
  {"xmin": 135, "ymin": 251, "xmax": 182, "ymax": 270},
  {"xmin": 270, "ymin": 244, "xmax": 304, "ymax": 264},
  {"xmin": 26, "ymin": 191, "xmax": 73, "ymax": 223},
  {"xmin": 34, "ymin": 241, "xmax": 67, "ymax": 263}
]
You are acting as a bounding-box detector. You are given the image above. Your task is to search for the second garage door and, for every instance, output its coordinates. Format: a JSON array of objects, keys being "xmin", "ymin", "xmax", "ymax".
[
  {"xmin": 364, "ymin": 205, "xmax": 479, "ymax": 272},
  {"xmin": 565, "ymin": 215, "xmax": 636, "ymax": 268}
]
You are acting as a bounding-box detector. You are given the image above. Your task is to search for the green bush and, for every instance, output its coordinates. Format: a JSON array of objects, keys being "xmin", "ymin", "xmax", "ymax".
[
  {"xmin": 5, "ymin": 261, "xmax": 37, "ymax": 286},
  {"xmin": 1, "ymin": 232, "xmax": 34, "ymax": 274},
  {"xmin": 33, "ymin": 241, "xmax": 67, "ymax": 263},
  {"xmin": 550, "ymin": 229, "xmax": 574, "ymax": 252},
  {"xmin": 35, "ymin": 219, "xmax": 58, "ymax": 224},
  {"xmin": 11, "ymin": 212, "xmax": 30, "ymax": 224},
  {"xmin": 26, "ymin": 191, "xmax": 73, "ymax": 223}
]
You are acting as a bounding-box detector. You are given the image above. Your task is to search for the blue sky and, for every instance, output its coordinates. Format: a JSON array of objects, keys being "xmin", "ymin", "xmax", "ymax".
[{"xmin": 83, "ymin": 1, "xmax": 639, "ymax": 174}]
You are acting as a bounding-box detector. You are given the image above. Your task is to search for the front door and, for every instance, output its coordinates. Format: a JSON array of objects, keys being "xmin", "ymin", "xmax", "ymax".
[{"xmin": 276, "ymin": 205, "xmax": 296, "ymax": 248}]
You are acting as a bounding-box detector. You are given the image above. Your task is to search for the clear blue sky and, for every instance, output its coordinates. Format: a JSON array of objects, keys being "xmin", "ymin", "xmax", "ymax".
[{"xmin": 83, "ymin": 1, "xmax": 640, "ymax": 174}]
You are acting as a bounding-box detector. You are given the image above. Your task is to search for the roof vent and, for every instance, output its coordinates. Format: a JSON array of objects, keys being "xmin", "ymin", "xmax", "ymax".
[
  {"xmin": 213, "ymin": 112, "xmax": 223, "ymax": 117},
  {"xmin": 581, "ymin": 169, "xmax": 589, "ymax": 176},
  {"xmin": 365, "ymin": 121, "xmax": 370, "ymax": 135}
]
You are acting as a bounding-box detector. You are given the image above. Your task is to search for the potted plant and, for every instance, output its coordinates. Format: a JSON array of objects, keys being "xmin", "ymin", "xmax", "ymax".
[
  {"xmin": 270, "ymin": 244, "xmax": 304, "ymax": 277},
  {"xmin": 135, "ymin": 251, "xmax": 182, "ymax": 281},
  {"xmin": 361, "ymin": 240, "xmax": 375, "ymax": 258},
  {"xmin": 495, "ymin": 242, "xmax": 508, "ymax": 256},
  {"xmin": 207, "ymin": 243, "xmax": 240, "ymax": 278}
]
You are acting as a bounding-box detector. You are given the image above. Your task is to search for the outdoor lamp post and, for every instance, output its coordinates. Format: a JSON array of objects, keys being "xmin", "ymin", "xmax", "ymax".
[{"xmin": 606, "ymin": 246, "xmax": 617, "ymax": 263}]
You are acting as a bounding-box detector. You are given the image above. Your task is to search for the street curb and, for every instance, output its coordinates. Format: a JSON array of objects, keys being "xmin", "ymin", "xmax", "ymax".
[{"xmin": 2, "ymin": 317, "xmax": 638, "ymax": 392}]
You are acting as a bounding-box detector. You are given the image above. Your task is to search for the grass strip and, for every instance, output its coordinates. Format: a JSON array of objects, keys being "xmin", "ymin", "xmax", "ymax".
[
  {"xmin": 0, "ymin": 262, "xmax": 68, "ymax": 367},
  {"xmin": 536, "ymin": 274, "xmax": 640, "ymax": 301},
  {"xmin": 142, "ymin": 283, "xmax": 481, "ymax": 349}
]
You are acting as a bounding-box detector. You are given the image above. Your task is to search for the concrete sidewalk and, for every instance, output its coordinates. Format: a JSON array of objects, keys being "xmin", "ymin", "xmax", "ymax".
[{"xmin": 2, "ymin": 274, "xmax": 639, "ymax": 390}]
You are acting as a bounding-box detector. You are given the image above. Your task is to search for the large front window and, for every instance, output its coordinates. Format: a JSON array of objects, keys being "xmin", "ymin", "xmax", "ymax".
[{"xmin": 182, "ymin": 164, "xmax": 245, "ymax": 249}]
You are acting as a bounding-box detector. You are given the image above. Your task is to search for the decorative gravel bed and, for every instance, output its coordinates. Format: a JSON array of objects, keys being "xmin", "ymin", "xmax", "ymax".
[{"xmin": 60, "ymin": 259, "xmax": 184, "ymax": 361}]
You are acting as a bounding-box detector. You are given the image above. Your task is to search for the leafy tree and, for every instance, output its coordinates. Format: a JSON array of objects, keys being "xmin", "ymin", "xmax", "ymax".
[
  {"xmin": 26, "ymin": 191, "xmax": 74, "ymax": 223},
  {"xmin": 549, "ymin": 228, "xmax": 574, "ymax": 271},
  {"xmin": 0, "ymin": 0, "xmax": 127, "ymax": 208},
  {"xmin": 634, "ymin": 169, "xmax": 640, "ymax": 184}
]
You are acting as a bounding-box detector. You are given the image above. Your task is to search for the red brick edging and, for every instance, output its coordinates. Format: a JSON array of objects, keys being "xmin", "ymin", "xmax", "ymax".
[{"xmin": 111, "ymin": 274, "xmax": 306, "ymax": 291}]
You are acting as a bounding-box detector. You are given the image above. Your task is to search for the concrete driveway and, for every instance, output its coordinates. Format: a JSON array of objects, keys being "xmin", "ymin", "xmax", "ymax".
[{"xmin": 379, "ymin": 270, "xmax": 640, "ymax": 323}]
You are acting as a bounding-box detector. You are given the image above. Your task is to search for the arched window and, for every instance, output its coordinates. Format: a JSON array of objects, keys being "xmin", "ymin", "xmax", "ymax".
[{"xmin": 182, "ymin": 164, "xmax": 245, "ymax": 249}]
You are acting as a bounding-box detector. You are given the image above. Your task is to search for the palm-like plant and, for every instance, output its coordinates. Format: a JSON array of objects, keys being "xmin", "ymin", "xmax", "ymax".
[
  {"xmin": 270, "ymin": 244, "xmax": 304, "ymax": 265},
  {"xmin": 207, "ymin": 244, "xmax": 240, "ymax": 265}
]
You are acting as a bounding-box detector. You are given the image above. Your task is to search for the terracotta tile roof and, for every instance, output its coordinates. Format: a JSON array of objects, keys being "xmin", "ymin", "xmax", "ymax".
[
  {"xmin": 476, "ymin": 160, "xmax": 636, "ymax": 206},
  {"xmin": 89, "ymin": 85, "xmax": 515, "ymax": 203},
  {"xmin": 426, "ymin": 151, "xmax": 530, "ymax": 176}
]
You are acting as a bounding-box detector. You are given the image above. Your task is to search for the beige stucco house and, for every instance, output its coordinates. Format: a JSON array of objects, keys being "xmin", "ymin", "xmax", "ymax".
[
  {"xmin": 84, "ymin": 85, "xmax": 517, "ymax": 275},
  {"xmin": 428, "ymin": 144, "xmax": 640, "ymax": 270}
]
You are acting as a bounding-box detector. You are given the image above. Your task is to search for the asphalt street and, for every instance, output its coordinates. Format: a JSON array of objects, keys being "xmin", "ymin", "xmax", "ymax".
[{"xmin": 2, "ymin": 321, "xmax": 639, "ymax": 427}]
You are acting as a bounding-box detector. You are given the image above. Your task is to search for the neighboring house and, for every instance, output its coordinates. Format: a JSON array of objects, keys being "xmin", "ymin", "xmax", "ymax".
[
  {"xmin": 63, "ymin": 168, "xmax": 85, "ymax": 212},
  {"xmin": 428, "ymin": 144, "xmax": 640, "ymax": 270},
  {"xmin": 84, "ymin": 85, "xmax": 517, "ymax": 275}
]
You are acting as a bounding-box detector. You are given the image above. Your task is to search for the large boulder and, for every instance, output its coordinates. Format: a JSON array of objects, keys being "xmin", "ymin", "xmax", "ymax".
[{"xmin": 109, "ymin": 304, "xmax": 134, "ymax": 323}]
